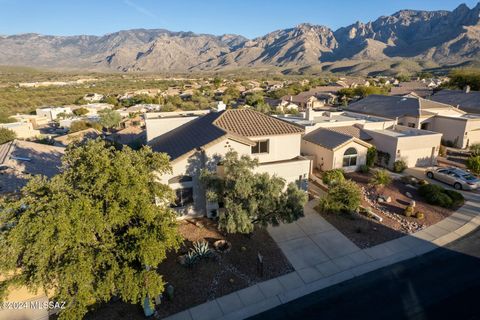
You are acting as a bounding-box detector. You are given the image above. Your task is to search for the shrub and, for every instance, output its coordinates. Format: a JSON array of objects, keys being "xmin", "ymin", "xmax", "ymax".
[
  {"xmin": 358, "ymin": 164, "xmax": 370, "ymax": 174},
  {"xmin": 369, "ymin": 169, "xmax": 392, "ymax": 187},
  {"xmin": 470, "ymin": 143, "xmax": 480, "ymax": 156},
  {"xmin": 415, "ymin": 211, "xmax": 425, "ymax": 220},
  {"xmin": 0, "ymin": 127, "xmax": 16, "ymax": 144},
  {"xmin": 192, "ymin": 241, "xmax": 212, "ymax": 259},
  {"xmin": 439, "ymin": 145, "xmax": 447, "ymax": 157},
  {"xmin": 393, "ymin": 160, "xmax": 407, "ymax": 173},
  {"xmin": 317, "ymin": 180, "xmax": 362, "ymax": 214},
  {"xmin": 418, "ymin": 179, "xmax": 428, "ymax": 186},
  {"xmin": 322, "ymin": 169, "xmax": 345, "ymax": 186},
  {"xmin": 418, "ymin": 184, "xmax": 464, "ymax": 208},
  {"xmin": 404, "ymin": 206, "xmax": 414, "ymax": 217},
  {"xmin": 444, "ymin": 190, "xmax": 465, "ymax": 207},
  {"xmin": 466, "ymin": 155, "xmax": 480, "ymax": 174},
  {"xmin": 366, "ymin": 147, "xmax": 377, "ymax": 167}
]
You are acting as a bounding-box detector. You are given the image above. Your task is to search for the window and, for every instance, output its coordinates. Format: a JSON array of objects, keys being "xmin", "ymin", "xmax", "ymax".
[
  {"xmin": 407, "ymin": 123, "xmax": 416, "ymax": 128},
  {"xmin": 342, "ymin": 147, "xmax": 357, "ymax": 167},
  {"xmin": 172, "ymin": 188, "xmax": 193, "ymax": 208},
  {"xmin": 251, "ymin": 140, "xmax": 269, "ymax": 154},
  {"xmin": 421, "ymin": 123, "xmax": 429, "ymax": 130}
]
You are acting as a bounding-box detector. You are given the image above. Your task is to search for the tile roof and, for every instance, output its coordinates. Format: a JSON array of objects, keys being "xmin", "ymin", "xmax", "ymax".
[
  {"xmin": 214, "ymin": 109, "xmax": 304, "ymax": 137},
  {"xmin": 347, "ymin": 95, "xmax": 458, "ymax": 119},
  {"xmin": 53, "ymin": 128, "xmax": 101, "ymax": 147},
  {"xmin": 326, "ymin": 125, "xmax": 372, "ymax": 141},
  {"xmin": 303, "ymin": 128, "xmax": 354, "ymax": 150},
  {"xmin": 431, "ymin": 90, "xmax": 480, "ymax": 114},
  {"xmin": 149, "ymin": 109, "xmax": 303, "ymax": 161}
]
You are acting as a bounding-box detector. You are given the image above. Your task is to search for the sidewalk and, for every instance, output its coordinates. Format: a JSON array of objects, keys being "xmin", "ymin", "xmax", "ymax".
[{"xmin": 165, "ymin": 175, "xmax": 480, "ymax": 320}]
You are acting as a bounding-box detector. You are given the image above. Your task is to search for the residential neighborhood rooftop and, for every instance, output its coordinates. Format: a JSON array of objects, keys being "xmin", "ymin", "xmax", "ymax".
[{"xmin": 431, "ymin": 89, "xmax": 480, "ymax": 114}]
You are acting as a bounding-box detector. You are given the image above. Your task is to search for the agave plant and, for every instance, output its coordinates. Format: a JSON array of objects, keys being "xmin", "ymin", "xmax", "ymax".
[
  {"xmin": 192, "ymin": 240, "xmax": 212, "ymax": 259},
  {"xmin": 184, "ymin": 251, "xmax": 198, "ymax": 267}
]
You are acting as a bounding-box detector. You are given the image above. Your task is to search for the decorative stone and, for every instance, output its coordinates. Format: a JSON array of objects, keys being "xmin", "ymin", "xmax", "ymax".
[
  {"xmin": 410, "ymin": 200, "xmax": 416, "ymax": 207},
  {"xmin": 406, "ymin": 192, "xmax": 413, "ymax": 198},
  {"xmin": 384, "ymin": 196, "xmax": 392, "ymax": 203}
]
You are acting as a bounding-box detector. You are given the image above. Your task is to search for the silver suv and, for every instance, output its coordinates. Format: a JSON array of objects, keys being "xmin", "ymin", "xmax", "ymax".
[{"xmin": 425, "ymin": 167, "xmax": 480, "ymax": 190}]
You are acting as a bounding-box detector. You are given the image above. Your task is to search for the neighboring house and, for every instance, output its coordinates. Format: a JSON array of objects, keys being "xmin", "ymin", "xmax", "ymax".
[
  {"xmin": 278, "ymin": 108, "xmax": 441, "ymax": 171},
  {"xmin": 106, "ymin": 126, "xmax": 146, "ymax": 149},
  {"xmin": 83, "ymin": 93, "xmax": 104, "ymax": 102},
  {"xmin": 389, "ymin": 81, "xmax": 433, "ymax": 98},
  {"xmin": 281, "ymin": 94, "xmax": 322, "ymax": 110},
  {"xmin": 0, "ymin": 140, "xmax": 65, "ymax": 194},
  {"xmin": 431, "ymin": 88, "xmax": 480, "ymax": 114},
  {"xmin": 276, "ymin": 101, "xmax": 299, "ymax": 113},
  {"xmin": 144, "ymin": 110, "xmax": 211, "ymax": 143},
  {"xmin": 0, "ymin": 122, "xmax": 39, "ymax": 139},
  {"xmin": 53, "ymin": 128, "xmax": 102, "ymax": 147},
  {"xmin": 347, "ymin": 94, "xmax": 480, "ymax": 149},
  {"xmin": 11, "ymin": 114, "xmax": 49, "ymax": 129},
  {"xmin": 36, "ymin": 106, "xmax": 72, "ymax": 121},
  {"xmin": 147, "ymin": 109, "xmax": 311, "ymax": 217}
]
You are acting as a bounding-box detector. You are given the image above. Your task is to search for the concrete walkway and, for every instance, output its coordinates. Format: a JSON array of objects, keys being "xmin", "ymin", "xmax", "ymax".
[{"xmin": 165, "ymin": 172, "xmax": 480, "ymax": 320}]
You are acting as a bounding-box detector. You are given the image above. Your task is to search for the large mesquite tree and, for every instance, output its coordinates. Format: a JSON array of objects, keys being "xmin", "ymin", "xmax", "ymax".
[
  {"xmin": 201, "ymin": 151, "xmax": 307, "ymax": 234},
  {"xmin": 0, "ymin": 140, "xmax": 182, "ymax": 319}
]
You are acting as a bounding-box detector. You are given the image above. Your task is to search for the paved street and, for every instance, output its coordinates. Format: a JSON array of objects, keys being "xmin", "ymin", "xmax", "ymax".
[{"xmin": 249, "ymin": 226, "xmax": 480, "ymax": 320}]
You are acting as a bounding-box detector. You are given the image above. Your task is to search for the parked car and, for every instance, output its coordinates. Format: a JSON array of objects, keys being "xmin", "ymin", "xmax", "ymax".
[{"xmin": 425, "ymin": 167, "xmax": 480, "ymax": 190}]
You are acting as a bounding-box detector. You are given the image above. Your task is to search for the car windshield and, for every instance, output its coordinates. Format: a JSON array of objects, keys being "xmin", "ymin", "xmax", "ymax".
[{"xmin": 462, "ymin": 174, "xmax": 476, "ymax": 181}]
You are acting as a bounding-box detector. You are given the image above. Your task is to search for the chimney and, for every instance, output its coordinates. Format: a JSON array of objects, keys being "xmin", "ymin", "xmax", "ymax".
[
  {"xmin": 465, "ymin": 85, "xmax": 471, "ymax": 93},
  {"xmin": 306, "ymin": 107, "xmax": 314, "ymax": 121},
  {"xmin": 216, "ymin": 101, "xmax": 226, "ymax": 112}
]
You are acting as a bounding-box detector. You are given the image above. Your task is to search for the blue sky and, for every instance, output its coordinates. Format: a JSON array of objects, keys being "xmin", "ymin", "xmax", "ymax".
[{"xmin": 0, "ymin": 0, "xmax": 478, "ymax": 38}]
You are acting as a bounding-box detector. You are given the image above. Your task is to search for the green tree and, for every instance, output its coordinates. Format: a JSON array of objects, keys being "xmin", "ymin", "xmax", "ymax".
[
  {"xmin": 0, "ymin": 127, "xmax": 16, "ymax": 144},
  {"xmin": 0, "ymin": 140, "xmax": 182, "ymax": 319},
  {"xmin": 322, "ymin": 169, "xmax": 345, "ymax": 186},
  {"xmin": 317, "ymin": 179, "xmax": 362, "ymax": 214},
  {"xmin": 366, "ymin": 146, "xmax": 377, "ymax": 167},
  {"xmin": 73, "ymin": 107, "xmax": 89, "ymax": 116},
  {"xmin": 466, "ymin": 155, "xmax": 480, "ymax": 174},
  {"xmin": 201, "ymin": 151, "xmax": 307, "ymax": 234},
  {"xmin": 98, "ymin": 109, "xmax": 122, "ymax": 130},
  {"xmin": 446, "ymin": 69, "xmax": 480, "ymax": 91}
]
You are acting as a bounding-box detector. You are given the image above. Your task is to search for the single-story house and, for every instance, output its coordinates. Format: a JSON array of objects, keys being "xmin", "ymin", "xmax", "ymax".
[
  {"xmin": 0, "ymin": 122, "xmax": 39, "ymax": 139},
  {"xmin": 53, "ymin": 128, "xmax": 102, "ymax": 147},
  {"xmin": 347, "ymin": 94, "xmax": 480, "ymax": 148}
]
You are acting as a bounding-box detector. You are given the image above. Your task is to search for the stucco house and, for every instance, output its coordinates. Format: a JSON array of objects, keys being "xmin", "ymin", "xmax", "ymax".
[
  {"xmin": 277, "ymin": 108, "xmax": 442, "ymax": 171},
  {"xmin": 147, "ymin": 109, "xmax": 311, "ymax": 218},
  {"xmin": 347, "ymin": 94, "xmax": 480, "ymax": 148},
  {"xmin": 36, "ymin": 106, "xmax": 72, "ymax": 121},
  {"xmin": 281, "ymin": 94, "xmax": 323, "ymax": 110},
  {"xmin": 0, "ymin": 121, "xmax": 39, "ymax": 139},
  {"xmin": 431, "ymin": 88, "xmax": 480, "ymax": 114}
]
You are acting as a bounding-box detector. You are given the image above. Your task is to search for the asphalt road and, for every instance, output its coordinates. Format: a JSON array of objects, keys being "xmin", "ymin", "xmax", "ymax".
[{"xmin": 249, "ymin": 227, "xmax": 480, "ymax": 320}]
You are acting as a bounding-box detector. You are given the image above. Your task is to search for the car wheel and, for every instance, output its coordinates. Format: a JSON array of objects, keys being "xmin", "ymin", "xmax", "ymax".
[
  {"xmin": 426, "ymin": 172, "xmax": 434, "ymax": 179},
  {"xmin": 454, "ymin": 183, "xmax": 462, "ymax": 190}
]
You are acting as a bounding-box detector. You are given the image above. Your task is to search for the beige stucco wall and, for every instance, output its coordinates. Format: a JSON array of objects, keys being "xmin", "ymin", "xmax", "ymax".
[
  {"xmin": 249, "ymin": 134, "xmax": 302, "ymax": 163},
  {"xmin": 301, "ymin": 139, "xmax": 368, "ymax": 172},
  {"xmin": 332, "ymin": 142, "xmax": 369, "ymax": 172},
  {"xmin": 430, "ymin": 116, "xmax": 468, "ymax": 148},
  {"xmin": 145, "ymin": 116, "xmax": 199, "ymax": 142},
  {"xmin": 464, "ymin": 119, "xmax": 480, "ymax": 147},
  {"xmin": 255, "ymin": 158, "xmax": 310, "ymax": 188}
]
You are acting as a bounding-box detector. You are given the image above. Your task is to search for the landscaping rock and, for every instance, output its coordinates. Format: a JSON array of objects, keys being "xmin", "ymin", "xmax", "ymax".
[{"xmin": 406, "ymin": 191, "xmax": 413, "ymax": 198}]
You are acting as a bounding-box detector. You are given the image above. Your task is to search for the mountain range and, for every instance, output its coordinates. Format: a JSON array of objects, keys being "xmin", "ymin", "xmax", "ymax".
[{"xmin": 1, "ymin": 3, "xmax": 480, "ymax": 74}]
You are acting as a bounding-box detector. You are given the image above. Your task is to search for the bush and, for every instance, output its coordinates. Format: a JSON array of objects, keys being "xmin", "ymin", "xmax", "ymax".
[
  {"xmin": 317, "ymin": 180, "xmax": 362, "ymax": 214},
  {"xmin": 366, "ymin": 147, "xmax": 377, "ymax": 167},
  {"xmin": 322, "ymin": 169, "xmax": 345, "ymax": 186},
  {"xmin": 393, "ymin": 160, "xmax": 407, "ymax": 173},
  {"xmin": 369, "ymin": 169, "xmax": 392, "ymax": 187},
  {"xmin": 404, "ymin": 206, "xmax": 414, "ymax": 217},
  {"xmin": 358, "ymin": 164, "xmax": 370, "ymax": 174},
  {"xmin": 418, "ymin": 179, "xmax": 428, "ymax": 186},
  {"xmin": 444, "ymin": 190, "xmax": 465, "ymax": 207},
  {"xmin": 466, "ymin": 155, "xmax": 480, "ymax": 174},
  {"xmin": 439, "ymin": 145, "xmax": 447, "ymax": 157},
  {"xmin": 470, "ymin": 143, "xmax": 480, "ymax": 156},
  {"xmin": 415, "ymin": 211, "xmax": 425, "ymax": 220},
  {"xmin": 418, "ymin": 184, "xmax": 464, "ymax": 208},
  {"xmin": 0, "ymin": 127, "xmax": 16, "ymax": 144}
]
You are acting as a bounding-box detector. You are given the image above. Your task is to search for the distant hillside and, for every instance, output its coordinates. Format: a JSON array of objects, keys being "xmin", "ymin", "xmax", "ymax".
[{"xmin": 0, "ymin": 3, "xmax": 480, "ymax": 74}]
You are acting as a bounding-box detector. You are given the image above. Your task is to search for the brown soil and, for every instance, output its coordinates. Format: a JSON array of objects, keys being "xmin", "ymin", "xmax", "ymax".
[
  {"xmin": 318, "ymin": 171, "xmax": 456, "ymax": 249},
  {"xmin": 86, "ymin": 218, "xmax": 292, "ymax": 319}
]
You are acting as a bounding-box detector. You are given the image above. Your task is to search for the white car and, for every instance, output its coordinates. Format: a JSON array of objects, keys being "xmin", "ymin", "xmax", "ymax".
[{"xmin": 425, "ymin": 167, "xmax": 480, "ymax": 190}]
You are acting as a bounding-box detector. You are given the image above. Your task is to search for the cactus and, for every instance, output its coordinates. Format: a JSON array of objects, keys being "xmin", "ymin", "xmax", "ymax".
[
  {"xmin": 415, "ymin": 211, "xmax": 425, "ymax": 220},
  {"xmin": 192, "ymin": 240, "xmax": 212, "ymax": 258},
  {"xmin": 404, "ymin": 205, "xmax": 414, "ymax": 217}
]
